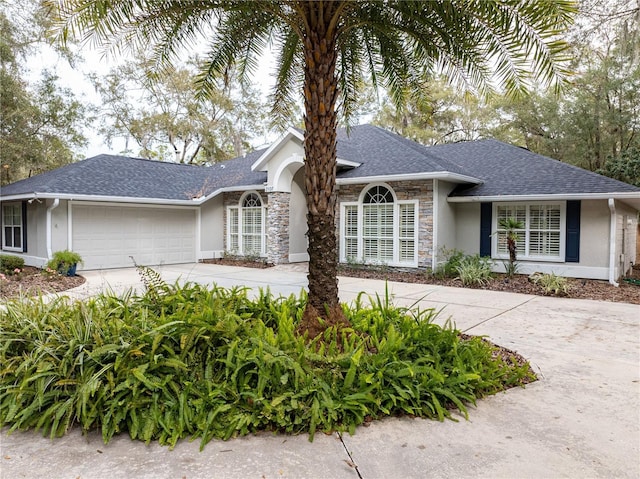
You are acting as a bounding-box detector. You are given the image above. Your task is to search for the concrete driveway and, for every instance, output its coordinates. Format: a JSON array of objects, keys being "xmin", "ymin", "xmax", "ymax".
[{"xmin": 1, "ymin": 263, "xmax": 639, "ymax": 479}]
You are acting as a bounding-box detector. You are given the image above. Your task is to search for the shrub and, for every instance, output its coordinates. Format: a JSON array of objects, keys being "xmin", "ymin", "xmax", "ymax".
[
  {"xmin": 455, "ymin": 255, "xmax": 494, "ymax": 286},
  {"xmin": 502, "ymin": 259, "xmax": 520, "ymax": 278},
  {"xmin": 530, "ymin": 272, "xmax": 570, "ymax": 296},
  {"xmin": 0, "ymin": 255, "xmax": 25, "ymax": 275},
  {"xmin": 0, "ymin": 280, "xmax": 534, "ymax": 449},
  {"xmin": 433, "ymin": 247, "xmax": 465, "ymax": 279},
  {"xmin": 46, "ymin": 250, "xmax": 83, "ymax": 274}
]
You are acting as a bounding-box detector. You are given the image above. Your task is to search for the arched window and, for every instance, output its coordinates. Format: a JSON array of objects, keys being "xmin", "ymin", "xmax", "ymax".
[
  {"xmin": 228, "ymin": 192, "xmax": 266, "ymax": 256},
  {"xmin": 341, "ymin": 184, "xmax": 417, "ymax": 266},
  {"xmin": 362, "ymin": 185, "xmax": 395, "ymax": 262}
]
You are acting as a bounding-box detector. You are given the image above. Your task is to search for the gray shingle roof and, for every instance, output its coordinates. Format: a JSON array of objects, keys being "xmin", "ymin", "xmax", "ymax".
[
  {"xmin": 424, "ymin": 139, "xmax": 640, "ymax": 197},
  {"xmin": 0, "ymin": 150, "xmax": 267, "ymax": 201},
  {"xmin": 2, "ymin": 126, "xmax": 638, "ymax": 202},
  {"xmin": 336, "ymin": 125, "xmax": 471, "ymax": 178}
]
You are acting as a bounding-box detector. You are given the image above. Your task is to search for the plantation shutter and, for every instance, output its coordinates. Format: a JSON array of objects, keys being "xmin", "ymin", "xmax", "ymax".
[
  {"xmin": 344, "ymin": 205, "xmax": 358, "ymax": 260},
  {"xmin": 528, "ymin": 205, "xmax": 561, "ymax": 257},
  {"xmin": 398, "ymin": 203, "xmax": 416, "ymax": 262},
  {"xmin": 228, "ymin": 208, "xmax": 239, "ymax": 252},
  {"xmin": 565, "ymin": 200, "xmax": 581, "ymax": 263},
  {"xmin": 480, "ymin": 202, "xmax": 492, "ymax": 256}
]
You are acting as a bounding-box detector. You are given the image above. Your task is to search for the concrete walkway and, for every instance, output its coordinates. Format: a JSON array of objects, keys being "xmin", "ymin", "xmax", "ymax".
[{"xmin": 1, "ymin": 263, "xmax": 639, "ymax": 479}]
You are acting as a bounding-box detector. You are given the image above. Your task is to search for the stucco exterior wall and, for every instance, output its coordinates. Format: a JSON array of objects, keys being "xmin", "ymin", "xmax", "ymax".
[
  {"xmin": 200, "ymin": 195, "xmax": 224, "ymax": 257},
  {"xmin": 265, "ymin": 141, "xmax": 304, "ymax": 191},
  {"xmin": 25, "ymin": 202, "xmax": 46, "ymax": 259},
  {"xmin": 453, "ymin": 202, "xmax": 481, "ymax": 255},
  {"xmin": 51, "ymin": 200, "xmax": 69, "ymax": 254},
  {"xmin": 451, "ymin": 199, "xmax": 622, "ymax": 280},
  {"xmin": 434, "ymin": 180, "xmax": 457, "ymax": 267},
  {"xmin": 0, "ymin": 199, "xmax": 69, "ymax": 267},
  {"xmin": 336, "ymin": 179, "xmax": 434, "ymax": 268},
  {"xmin": 289, "ymin": 168, "xmax": 308, "ymax": 261},
  {"xmin": 578, "ymin": 200, "xmax": 610, "ymax": 268}
]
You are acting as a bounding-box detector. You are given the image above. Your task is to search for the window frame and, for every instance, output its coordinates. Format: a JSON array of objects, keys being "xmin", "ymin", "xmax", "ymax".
[
  {"xmin": 2, "ymin": 203, "xmax": 24, "ymax": 252},
  {"xmin": 339, "ymin": 183, "xmax": 419, "ymax": 267},
  {"xmin": 492, "ymin": 201, "xmax": 566, "ymax": 262},
  {"xmin": 226, "ymin": 192, "xmax": 267, "ymax": 257}
]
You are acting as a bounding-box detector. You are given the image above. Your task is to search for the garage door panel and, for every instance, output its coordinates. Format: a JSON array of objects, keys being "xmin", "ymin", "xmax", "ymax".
[{"xmin": 72, "ymin": 205, "xmax": 196, "ymax": 270}]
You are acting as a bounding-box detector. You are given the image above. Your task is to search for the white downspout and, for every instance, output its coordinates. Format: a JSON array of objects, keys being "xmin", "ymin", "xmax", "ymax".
[
  {"xmin": 46, "ymin": 198, "xmax": 60, "ymax": 259},
  {"xmin": 608, "ymin": 198, "xmax": 619, "ymax": 287}
]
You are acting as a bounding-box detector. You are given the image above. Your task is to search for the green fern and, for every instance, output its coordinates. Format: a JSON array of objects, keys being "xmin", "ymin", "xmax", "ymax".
[
  {"xmin": 130, "ymin": 258, "xmax": 168, "ymax": 300},
  {"xmin": 0, "ymin": 283, "xmax": 535, "ymax": 448}
]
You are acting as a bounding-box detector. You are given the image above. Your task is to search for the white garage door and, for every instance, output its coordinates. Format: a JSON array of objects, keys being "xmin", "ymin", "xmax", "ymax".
[{"xmin": 72, "ymin": 204, "xmax": 196, "ymax": 270}]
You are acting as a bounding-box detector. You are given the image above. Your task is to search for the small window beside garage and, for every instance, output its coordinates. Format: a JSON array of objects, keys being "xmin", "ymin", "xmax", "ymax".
[{"xmin": 2, "ymin": 203, "xmax": 23, "ymax": 252}]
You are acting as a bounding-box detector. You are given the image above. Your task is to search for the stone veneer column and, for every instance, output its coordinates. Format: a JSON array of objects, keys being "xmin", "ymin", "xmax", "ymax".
[{"xmin": 267, "ymin": 192, "xmax": 291, "ymax": 264}]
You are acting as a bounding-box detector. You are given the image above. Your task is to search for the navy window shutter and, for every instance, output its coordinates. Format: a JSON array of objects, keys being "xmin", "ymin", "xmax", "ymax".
[
  {"xmin": 565, "ymin": 200, "xmax": 580, "ymax": 263},
  {"xmin": 480, "ymin": 202, "xmax": 492, "ymax": 257},
  {"xmin": 22, "ymin": 201, "xmax": 28, "ymax": 253}
]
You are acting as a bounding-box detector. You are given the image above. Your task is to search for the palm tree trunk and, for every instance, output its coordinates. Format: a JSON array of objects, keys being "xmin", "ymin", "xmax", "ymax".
[{"xmin": 298, "ymin": 2, "xmax": 348, "ymax": 336}]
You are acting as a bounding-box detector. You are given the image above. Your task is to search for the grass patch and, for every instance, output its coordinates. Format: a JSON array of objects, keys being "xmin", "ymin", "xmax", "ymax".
[{"xmin": 0, "ymin": 281, "xmax": 535, "ymax": 449}]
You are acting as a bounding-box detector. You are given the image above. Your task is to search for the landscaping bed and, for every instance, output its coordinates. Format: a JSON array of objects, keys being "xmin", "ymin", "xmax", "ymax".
[
  {"xmin": 338, "ymin": 265, "xmax": 640, "ymax": 305},
  {"xmin": 0, "ymin": 266, "xmax": 85, "ymax": 301}
]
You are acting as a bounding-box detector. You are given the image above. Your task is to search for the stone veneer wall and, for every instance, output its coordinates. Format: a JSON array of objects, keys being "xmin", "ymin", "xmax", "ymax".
[
  {"xmin": 335, "ymin": 180, "xmax": 434, "ymax": 268},
  {"xmin": 266, "ymin": 192, "xmax": 291, "ymax": 264}
]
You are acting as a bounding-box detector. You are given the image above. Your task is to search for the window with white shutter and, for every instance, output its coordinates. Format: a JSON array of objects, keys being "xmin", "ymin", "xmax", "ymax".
[
  {"xmin": 227, "ymin": 192, "xmax": 266, "ymax": 256},
  {"xmin": 340, "ymin": 184, "xmax": 418, "ymax": 266},
  {"xmin": 494, "ymin": 202, "xmax": 565, "ymax": 261}
]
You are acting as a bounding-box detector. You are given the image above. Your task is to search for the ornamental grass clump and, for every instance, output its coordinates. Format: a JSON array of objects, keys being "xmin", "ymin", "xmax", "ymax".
[
  {"xmin": 0, "ymin": 279, "xmax": 534, "ymax": 449},
  {"xmin": 455, "ymin": 255, "xmax": 494, "ymax": 286}
]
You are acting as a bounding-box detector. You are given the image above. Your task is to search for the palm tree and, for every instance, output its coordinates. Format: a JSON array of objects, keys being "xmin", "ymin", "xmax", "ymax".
[
  {"xmin": 47, "ymin": 0, "xmax": 576, "ymax": 335},
  {"xmin": 499, "ymin": 217, "xmax": 524, "ymax": 277}
]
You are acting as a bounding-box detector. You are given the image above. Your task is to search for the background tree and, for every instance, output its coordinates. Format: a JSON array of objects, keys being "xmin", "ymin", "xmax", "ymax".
[
  {"xmin": 598, "ymin": 148, "xmax": 640, "ymax": 187},
  {"xmin": 0, "ymin": 7, "xmax": 89, "ymax": 184},
  {"xmin": 373, "ymin": 77, "xmax": 503, "ymax": 146},
  {"xmin": 91, "ymin": 56, "xmax": 269, "ymax": 164},
  {"xmin": 49, "ymin": 0, "xmax": 575, "ymax": 334},
  {"xmin": 485, "ymin": 1, "xmax": 640, "ymax": 172}
]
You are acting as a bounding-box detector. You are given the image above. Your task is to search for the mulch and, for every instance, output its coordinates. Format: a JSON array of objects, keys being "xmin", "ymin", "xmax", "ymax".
[
  {"xmin": 337, "ymin": 265, "xmax": 640, "ymax": 305},
  {"xmin": 0, "ymin": 266, "xmax": 85, "ymax": 300}
]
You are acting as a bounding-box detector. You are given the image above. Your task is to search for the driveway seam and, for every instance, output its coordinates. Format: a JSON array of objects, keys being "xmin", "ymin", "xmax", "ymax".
[
  {"xmin": 337, "ymin": 432, "xmax": 363, "ymax": 478},
  {"xmin": 462, "ymin": 295, "xmax": 537, "ymax": 333}
]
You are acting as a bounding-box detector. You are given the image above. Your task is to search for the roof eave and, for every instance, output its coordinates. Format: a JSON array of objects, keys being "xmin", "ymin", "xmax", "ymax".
[
  {"xmin": 0, "ymin": 190, "xmax": 261, "ymax": 206},
  {"xmin": 337, "ymin": 171, "xmax": 481, "ymax": 185},
  {"xmin": 448, "ymin": 192, "xmax": 640, "ymax": 207},
  {"xmin": 199, "ymin": 184, "xmax": 266, "ymax": 203}
]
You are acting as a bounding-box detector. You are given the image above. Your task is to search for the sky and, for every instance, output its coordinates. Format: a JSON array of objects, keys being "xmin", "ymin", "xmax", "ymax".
[{"xmin": 27, "ymin": 39, "xmax": 278, "ymax": 159}]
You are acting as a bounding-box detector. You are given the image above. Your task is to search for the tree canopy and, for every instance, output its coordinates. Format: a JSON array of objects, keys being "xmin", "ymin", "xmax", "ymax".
[
  {"xmin": 0, "ymin": 7, "xmax": 89, "ymax": 185},
  {"xmin": 91, "ymin": 56, "xmax": 270, "ymax": 164}
]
